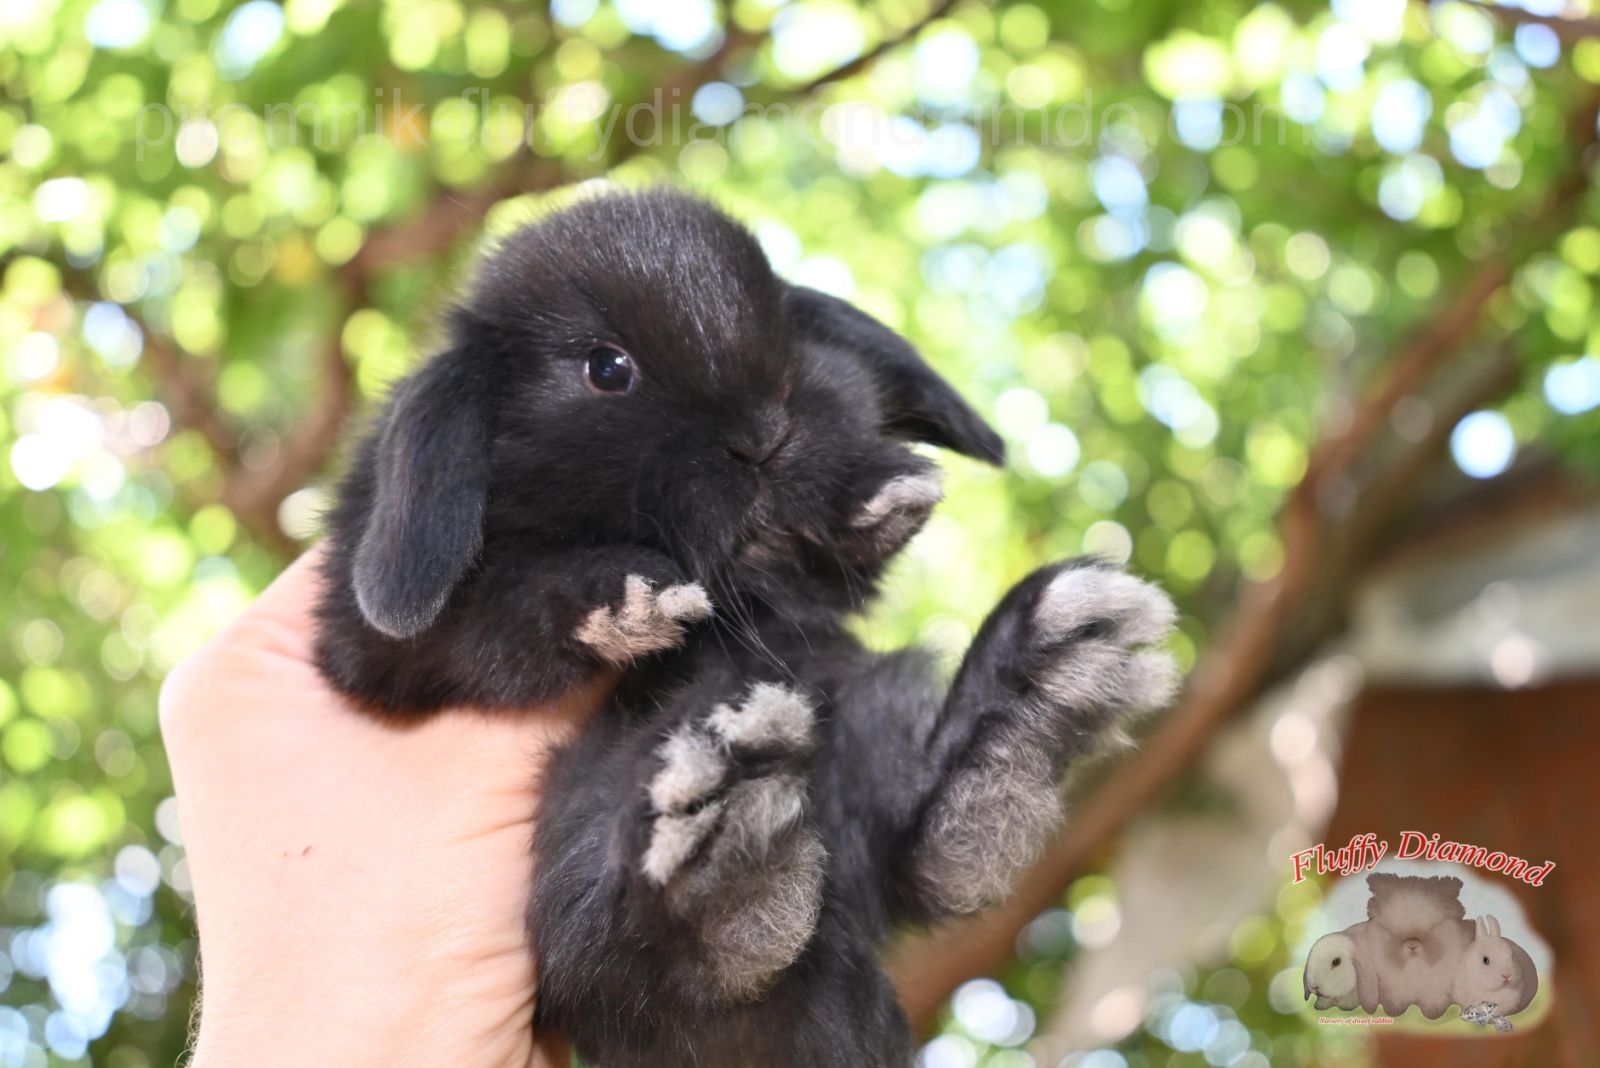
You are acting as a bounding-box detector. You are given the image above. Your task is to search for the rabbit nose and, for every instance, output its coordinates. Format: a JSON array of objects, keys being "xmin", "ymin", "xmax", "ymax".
[{"xmin": 727, "ymin": 407, "xmax": 790, "ymax": 467}]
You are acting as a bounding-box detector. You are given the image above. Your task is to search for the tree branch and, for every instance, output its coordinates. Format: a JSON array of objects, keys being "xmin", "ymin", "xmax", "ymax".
[
  {"xmin": 350, "ymin": 0, "xmax": 959, "ymax": 276},
  {"xmin": 216, "ymin": 269, "xmax": 364, "ymax": 556},
  {"xmin": 136, "ymin": 327, "xmax": 241, "ymax": 473},
  {"xmin": 787, "ymin": 0, "xmax": 961, "ymax": 96},
  {"xmin": 350, "ymin": 25, "xmax": 767, "ymax": 275}
]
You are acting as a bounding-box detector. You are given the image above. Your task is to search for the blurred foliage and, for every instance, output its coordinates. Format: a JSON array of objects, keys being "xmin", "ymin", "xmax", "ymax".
[{"xmin": 4, "ymin": 0, "xmax": 1600, "ymax": 1064}]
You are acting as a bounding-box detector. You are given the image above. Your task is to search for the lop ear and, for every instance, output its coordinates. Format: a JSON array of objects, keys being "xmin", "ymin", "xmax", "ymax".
[
  {"xmin": 1353, "ymin": 955, "xmax": 1378, "ymax": 1012},
  {"xmin": 783, "ymin": 285, "xmax": 1004, "ymax": 465},
  {"xmin": 1509, "ymin": 940, "xmax": 1538, "ymax": 1013},
  {"xmin": 353, "ymin": 349, "xmax": 491, "ymax": 639}
]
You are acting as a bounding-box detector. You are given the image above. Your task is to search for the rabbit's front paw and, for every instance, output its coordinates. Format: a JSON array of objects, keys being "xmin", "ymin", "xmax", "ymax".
[
  {"xmin": 641, "ymin": 682, "xmax": 825, "ymax": 1000},
  {"xmin": 1030, "ymin": 559, "xmax": 1184, "ymax": 716},
  {"xmin": 845, "ymin": 468, "xmax": 943, "ymax": 558},
  {"xmin": 1027, "ymin": 559, "xmax": 1180, "ymax": 731},
  {"xmin": 575, "ymin": 573, "xmax": 712, "ymax": 664}
]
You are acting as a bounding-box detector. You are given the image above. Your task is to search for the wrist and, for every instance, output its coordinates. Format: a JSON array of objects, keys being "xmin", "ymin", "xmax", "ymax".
[
  {"xmin": 190, "ymin": 998, "xmax": 418, "ymax": 1068},
  {"xmin": 188, "ymin": 951, "xmax": 534, "ymax": 1068},
  {"xmin": 191, "ymin": 997, "xmax": 538, "ymax": 1068}
]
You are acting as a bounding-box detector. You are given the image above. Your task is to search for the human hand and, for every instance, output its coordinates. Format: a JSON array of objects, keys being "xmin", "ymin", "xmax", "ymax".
[{"xmin": 161, "ymin": 547, "xmax": 606, "ymax": 1067}]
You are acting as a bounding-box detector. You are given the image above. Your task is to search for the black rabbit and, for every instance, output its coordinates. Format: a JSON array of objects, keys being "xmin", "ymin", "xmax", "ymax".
[{"xmin": 314, "ymin": 188, "xmax": 1179, "ymax": 1067}]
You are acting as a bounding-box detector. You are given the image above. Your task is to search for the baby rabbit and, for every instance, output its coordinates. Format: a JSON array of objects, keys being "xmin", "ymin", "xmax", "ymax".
[
  {"xmin": 1365, "ymin": 874, "xmax": 1469, "ymax": 1019},
  {"xmin": 1302, "ymin": 930, "xmax": 1379, "ymax": 1012},
  {"xmin": 314, "ymin": 189, "xmax": 1179, "ymax": 1067},
  {"xmin": 1451, "ymin": 915, "xmax": 1536, "ymax": 1016}
]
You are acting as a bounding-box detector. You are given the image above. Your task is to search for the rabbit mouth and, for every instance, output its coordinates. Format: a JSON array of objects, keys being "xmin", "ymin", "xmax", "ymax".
[
  {"xmin": 733, "ymin": 526, "xmax": 789, "ymax": 567},
  {"xmin": 727, "ymin": 496, "xmax": 787, "ymax": 562}
]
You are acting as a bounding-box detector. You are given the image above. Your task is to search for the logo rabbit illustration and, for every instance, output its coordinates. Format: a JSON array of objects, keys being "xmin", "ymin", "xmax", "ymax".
[
  {"xmin": 1450, "ymin": 915, "xmax": 1537, "ymax": 1018},
  {"xmin": 1302, "ymin": 873, "xmax": 1539, "ymax": 1026}
]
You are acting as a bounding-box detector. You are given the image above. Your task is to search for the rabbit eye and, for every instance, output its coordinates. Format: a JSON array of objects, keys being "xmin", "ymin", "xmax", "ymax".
[
  {"xmin": 1483, "ymin": 955, "xmax": 1491, "ymax": 965},
  {"xmin": 1331, "ymin": 957, "xmax": 1341, "ymax": 967},
  {"xmin": 586, "ymin": 346, "xmax": 637, "ymax": 394}
]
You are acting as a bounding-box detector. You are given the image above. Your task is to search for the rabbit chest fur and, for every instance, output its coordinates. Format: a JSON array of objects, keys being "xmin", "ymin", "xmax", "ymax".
[{"xmin": 313, "ymin": 189, "xmax": 1178, "ymax": 1068}]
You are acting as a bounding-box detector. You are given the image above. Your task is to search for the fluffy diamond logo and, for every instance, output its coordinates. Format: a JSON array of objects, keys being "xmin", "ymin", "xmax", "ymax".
[{"xmin": 1295, "ymin": 854, "xmax": 1552, "ymax": 1031}]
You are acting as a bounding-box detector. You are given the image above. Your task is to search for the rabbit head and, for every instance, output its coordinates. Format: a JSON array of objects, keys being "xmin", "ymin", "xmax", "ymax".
[
  {"xmin": 346, "ymin": 189, "xmax": 1003, "ymax": 639},
  {"xmin": 1304, "ymin": 931, "xmax": 1368, "ymax": 1007},
  {"xmin": 1365, "ymin": 873, "xmax": 1464, "ymax": 940},
  {"xmin": 1452, "ymin": 915, "xmax": 1525, "ymax": 1011}
]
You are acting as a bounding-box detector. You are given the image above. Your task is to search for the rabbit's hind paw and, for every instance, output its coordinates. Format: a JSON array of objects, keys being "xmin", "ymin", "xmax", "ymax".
[{"xmin": 640, "ymin": 682, "xmax": 825, "ymax": 1000}]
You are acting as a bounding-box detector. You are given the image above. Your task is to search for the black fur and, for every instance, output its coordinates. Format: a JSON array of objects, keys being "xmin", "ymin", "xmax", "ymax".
[{"xmin": 314, "ymin": 189, "xmax": 1176, "ymax": 1067}]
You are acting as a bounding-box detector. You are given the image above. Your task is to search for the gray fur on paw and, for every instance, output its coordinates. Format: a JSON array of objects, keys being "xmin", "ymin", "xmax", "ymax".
[
  {"xmin": 641, "ymin": 683, "xmax": 816, "ymax": 885},
  {"xmin": 913, "ymin": 751, "xmax": 1062, "ymax": 915},
  {"xmin": 1035, "ymin": 564, "xmax": 1177, "ymax": 648},
  {"xmin": 648, "ymin": 727, "xmax": 726, "ymax": 814},
  {"xmin": 696, "ymin": 823, "xmax": 825, "ymax": 999},
  {"xmin": 707, "ymin": 681, "xmax": 817, "ymax": 752},
  {"xmin": 910, "ymin": 564, "xmax": 1179, "ymax": 919},
  {"xmin": 1031, "ymin": 564, "xmax": 1180, "ymax": 719},
  {"xmin": 575, "ymin": 574, "xmax": 712, "ymax": 664},
  {"xmin": 639, "ymin": 683, "xmax": 825, "ymax": 1000},
  {"xmin": 642, "ymin": 723, "xmax": 728, "ymax": 884},
  {"xmin": 849, "ymin": 471, "xmax": 943, "ymax": 553}
]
